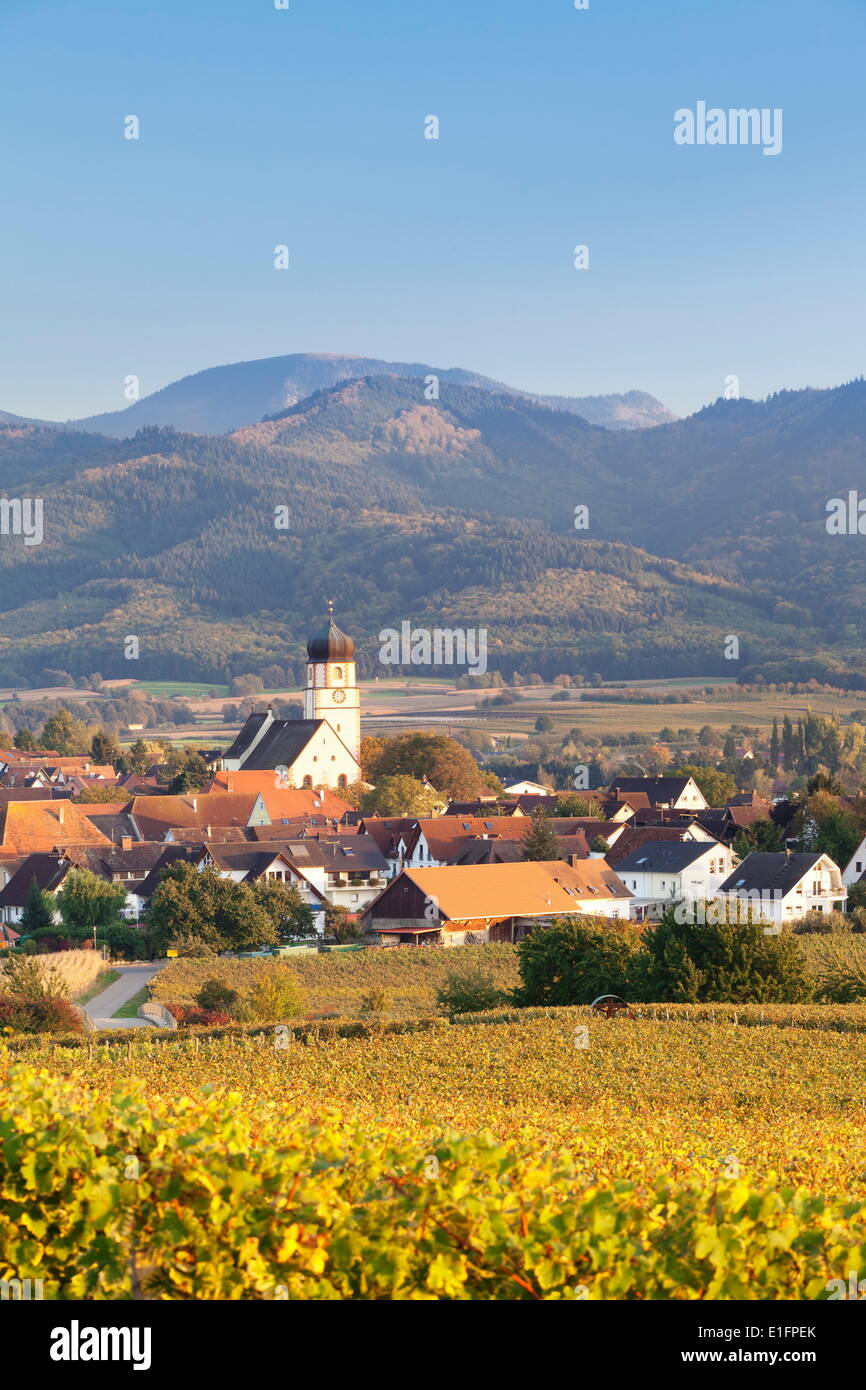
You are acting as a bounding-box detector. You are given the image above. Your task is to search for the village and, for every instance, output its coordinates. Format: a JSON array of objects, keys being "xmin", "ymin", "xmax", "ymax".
[{"xmin": 0, "ymin": 609, "xmax": 856, "ymax": 954}]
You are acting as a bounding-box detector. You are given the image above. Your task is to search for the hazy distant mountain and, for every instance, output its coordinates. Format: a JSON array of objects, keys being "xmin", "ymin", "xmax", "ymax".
[
  {"xmin": 1, "ymin": 374, "xmax": 864, "ymax": 688},
  {"xmin": 0, "ymin": 353, "xmax": 676, "ymax": 438}
]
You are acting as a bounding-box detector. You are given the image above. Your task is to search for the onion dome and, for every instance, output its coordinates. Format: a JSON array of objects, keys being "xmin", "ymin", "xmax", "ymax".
[{"xmin": 306, "ymin": 600, "xmax": 355, "ymax": 661}]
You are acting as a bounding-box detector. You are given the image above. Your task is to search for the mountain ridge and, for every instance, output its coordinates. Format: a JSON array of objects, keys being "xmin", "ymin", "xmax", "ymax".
[
  {"xmin": 0, "ymin": 352, "xmax": 676, "ymax": 438},
  {"xmin": 0, "ymin": 372, "xmax": 864, "ymax": 688}
]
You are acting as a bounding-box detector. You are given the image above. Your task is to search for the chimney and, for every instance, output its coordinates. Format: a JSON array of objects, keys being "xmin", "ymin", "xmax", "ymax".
[
  {"xmin": 206, "ymin": 824, "xmax": 213, "ymax": 838},
  {"xmin": 57, "ymin": 805, "xmax": 65, "ymax": 825},
  {"xmin": 191, "ymin": 797, "xmax": 197, "ymax": 812},
  {"xmin": 121, "ymin": 836, "xmax": 133, "ymax": 851},
  {"xmin": 226, "ymin": 776, "xmax": 234, "ymax": 792}
]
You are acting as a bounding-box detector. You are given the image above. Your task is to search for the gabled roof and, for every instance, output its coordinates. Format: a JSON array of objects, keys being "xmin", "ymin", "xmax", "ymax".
[
  {"xmin": 206, "ymin": 772, "xmax": 351, "ymax": 820},
  {"xmin": 609, "ymin": 776, "xmax": 704, "ymax": 806},
  {"xmin": 0, "ymin": 800, "xmax": 114, "ymax": 854},
  {"xmin": 605, "ymin": 824, "xmax": 717, "ymax": 866},
  {"xmin": 717, "ymin": 852, "xmax": 835, "ymax": 896},
  {"xmin": 221, "ymin": 711, "xmax": 272, "ymax": 764},
  {"xmin": 278, "ymin": 837, "xmax": 388, "ymax": 873},
  {"xmin": 364, "ymin": 859, "xmax": 631, "ymax": 924},
  {"xmin": 129, "ymin": 792, "xmax": 264, "ymax": 840},
  {"xmin": 0, "ymin": 852, "xmax": 76, "ymax": 907},
  {"xmin": 613, "ymin": 841, "xmax": 719, "ymax": 874},
  {"xmin": 134, "ymin": 846, "xmax": 202, "ymax": 900},
  {"xmin": 239, "ymin": 719, "xmax": 357, "ymax": 772}
]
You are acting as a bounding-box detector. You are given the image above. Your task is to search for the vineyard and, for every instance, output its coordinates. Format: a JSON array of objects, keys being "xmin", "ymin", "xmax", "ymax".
[
  {"xmin": 2, "ymin": 1009, "xmax": 866, "ymax": 1298},
  {"xmin": 150, "ymin": 942, "xmax": 521, "ymax": 1018}
]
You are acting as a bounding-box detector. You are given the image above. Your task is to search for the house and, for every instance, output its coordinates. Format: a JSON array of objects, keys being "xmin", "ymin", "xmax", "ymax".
[
  {"xmin": 605, "ymin": 821, "xmax": 717, "ymax": 867},
  {"xmin": 611, "ymin": 840, "xmax": 734, "ymax": 921},
  {"xmin": 128, "ymin": 792, "xmax": 269, "ymax": 842},
  {"xmin": 502, "ymin": 779, "xmax": 551, "ymax": 796},
  {"xmin": 714, "ymin": 852, "xmax": 846, "ymax": 925},
  {"xmin": 841, "ymin": 834, "xmax": 866, "ymax": 889},
  {"xmin": 360, "ymin": 859, "xmax": 633, "ymax": 946},
  {"xmin": 195, "ymin": 845, "xmax": 328, "ymax": 923},
  {"xmin": 0, "ymin": 800, "xmax": 114, "ymax": 855},
  {"xmin": 273, "ymin": 837, "xmax": 390, "ymax": 911},
  {"xmin": 205, "ymin": 772, "xmax": 352, "ymax": 822},
  {"xmin": 0, "ymin": 853, "xmax": 78, "ymax": 925},
  {"xmin": 608, "ymin": 776, "xmax": 708, "ymax": 813}
]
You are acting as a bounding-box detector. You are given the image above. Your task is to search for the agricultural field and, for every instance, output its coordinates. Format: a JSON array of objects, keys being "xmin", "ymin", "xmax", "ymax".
[
  {"xmin": 150, "ymin": 937, "xmax": 866, "ymax": 1019},
  {"xmin": 151, "ymin": 943, "xmax": 520, "ymax": 1019},
  {"xmin": 3, "ymin": 1008, "xmax": 866, "ymax": 1299}
]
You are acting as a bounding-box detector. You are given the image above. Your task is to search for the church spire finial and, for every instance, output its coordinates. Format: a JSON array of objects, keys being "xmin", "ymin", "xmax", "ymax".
[{"xmin": 326, "ymin": 597, "xmax": 334, "ymax": 619}]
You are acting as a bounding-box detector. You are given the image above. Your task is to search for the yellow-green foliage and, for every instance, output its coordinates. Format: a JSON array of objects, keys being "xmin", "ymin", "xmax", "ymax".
[
  {"xmin": 2, "ymin": 1016, "xmax": 866, "ymax": 1299},
  {"xmin": 152, "ymin": 943, "xmax": 520, "ymax": 1020}
]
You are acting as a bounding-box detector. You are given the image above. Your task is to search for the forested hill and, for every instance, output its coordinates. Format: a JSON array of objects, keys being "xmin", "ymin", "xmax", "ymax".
[{"xmin": 0, "ymin": 374, "xmax": 864, "ymax": 687}]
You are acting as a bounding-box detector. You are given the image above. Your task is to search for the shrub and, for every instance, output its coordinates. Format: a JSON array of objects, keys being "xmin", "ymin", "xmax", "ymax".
[
  {"xmin": 436, "ymin": 966, "xmax": 509, "ymax": 1019},
  {"xmin": 792, "ymin": 910, "xmax": 850, "ymax": 935},
  {"xmin": 248, "ymin": 966, "xmax": 306, "ymax": 1022},
  {"xmin": 515, "ymin": 918, "xmax": 643, "ymax": 1007},
  {"xmin": 643, "ymin": 908, "xmax": 811, "ymax": 1003},
  {"xmin": 359, "ymin": 987, "xmax": 388, "ymax": 1016},
  {"xmin": 811, "ymin": 939, "xmax": 866, "ymax": 1003},
  {"xmin": 195, "ymin": 979, "xmax": 239, "ymax": 1013},
  {"xmin": 1, "ymin": 953, "xmax": 65, "ymax": 999},
  {"xmin": 171, "ymin": 931, "xmax": 217, "ymax": 958},
  {"xmin": 0, "ymin": 994, "xmax": 84, "ymax": 1034}
]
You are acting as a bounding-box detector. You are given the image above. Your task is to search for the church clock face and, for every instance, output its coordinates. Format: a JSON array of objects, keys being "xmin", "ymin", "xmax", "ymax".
[{"xmin": 332, "ymin": 688, "xmax": 346, "ymax": 703}]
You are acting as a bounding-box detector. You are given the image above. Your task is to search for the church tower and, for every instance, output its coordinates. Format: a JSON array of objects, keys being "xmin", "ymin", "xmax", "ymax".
[{"xmin": 303, "ymin": 602, "xmax": 361, "ymax": 764}]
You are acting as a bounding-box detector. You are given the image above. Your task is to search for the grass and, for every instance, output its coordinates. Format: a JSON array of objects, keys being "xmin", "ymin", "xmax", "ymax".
[
  {"xmin": 112, "ymin": 986, "xmax": 151, "ymax": 1020},
  {"xmin": 76, "ymin": 969, "xmax": 120, "ymax": 1005}
]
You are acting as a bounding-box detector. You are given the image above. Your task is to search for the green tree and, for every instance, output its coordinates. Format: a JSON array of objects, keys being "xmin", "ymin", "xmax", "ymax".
[
  {"xmin": 56, "ymin": 870, "xmax": 128, "ymax": 932},
  {"xmin": 168, "ymin": 751, "xmax": 211, "ymax": 794},
  {"xmin": 250, "ymin": 878, "xmax": 317, "ymax": 940},
  {"xmin": 147, "ymin": 863, "xmax": 277, "ymax": 952},
  {"xmin": 40, "ymin": 708, "xmax": 89, "ymax": 757},
  {"xmin": 20, "ymin": 877, "xmax": 57, "ymax": 934},
  {"xmin": 515, "ymin": 917, "xmax": 641, "ymax": 1006},
  {"xmin": 13, "ymin": 726, "xmax": 39, "ymax": 751},
  {"xmin": 643, "ymin": 906, "xmax": 810, "ymax": 1003},
  {"xmin": 732, "ymin": 817, "xmax": 785, "ymax": 858},
  {"xmin": 364, "ymin": 732, "xmax": 487, "ymax": 799},
  {"xmin": 521, "ymin": 811, "xmax": 563, "ymax": 861},
  {"xmin": 127, "ymin": 738, "xmax": 151, "ymax": 776},
  {"xmin": 359, "ymin": 775, "xmax": 440, "ymax": 817},
  {"xmin": 552, "ymin": 793, "xmax": 601, "ymax": 818},
  {"xmin": 91, "ymin": 729, "xmax": 121, "ymax": 766},
  {"xmin": 436, "ymin": 966, "xmax": 509, "ymax": 1018}
]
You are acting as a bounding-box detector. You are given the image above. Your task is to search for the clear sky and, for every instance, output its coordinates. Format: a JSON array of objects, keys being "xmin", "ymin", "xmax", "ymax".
[{"xmin": 2, "ymin": 0, "xmax": 864, "ymax": 421}]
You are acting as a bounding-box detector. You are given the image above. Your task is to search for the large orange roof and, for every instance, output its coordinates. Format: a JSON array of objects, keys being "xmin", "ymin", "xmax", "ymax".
[
  {"xmin": 129, "ymin": 792, "xmax": 263, "ymax": 840},
  {"xmin": 380, "ymin": 859, "xmax": 631, "ymax": 923},
  {"xmin": 206, "ymin": 771, "xmax": 351, "ymax": 820},
  {"xmin": 0, "ymin": 801, "xmax": 114, "ymax": 854}
]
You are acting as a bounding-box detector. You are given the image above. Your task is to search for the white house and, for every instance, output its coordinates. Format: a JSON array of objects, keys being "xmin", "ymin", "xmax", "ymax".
[
  {"xmin": 714, "ymin": 852, "xmax": 846, "ymax": 926},
  {"xmin": 611, "ymin": 840, "xmax": 734, "ymax": 921},
  {"xmin": 608, "ymin": 775, "xmax": 709, "ymax": 813},
  {"xmin": 841, "ymin": 835, "xmax": 866, "ymax": 889},
  {"xmin": 502, "ymin": 780, "xmax": 551, "ymax": 797}
]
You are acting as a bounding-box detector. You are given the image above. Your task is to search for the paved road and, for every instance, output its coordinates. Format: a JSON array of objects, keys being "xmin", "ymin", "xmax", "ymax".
[{"xmin": 85, "ymin": 963, "xmax": 163, "ymax": 1030}]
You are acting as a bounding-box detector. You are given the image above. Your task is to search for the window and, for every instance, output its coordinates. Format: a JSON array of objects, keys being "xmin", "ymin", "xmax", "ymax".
[
  {"xmin": 337, "ymin": 774, "xmax": 347, "ymax": 790},
  {"xmin": 302, "ymin": 775, "xmax": 313, "ymax": 789},
  {"xmin": 857, "ymin": 862, "xmax": 862, "ymax": 873}
]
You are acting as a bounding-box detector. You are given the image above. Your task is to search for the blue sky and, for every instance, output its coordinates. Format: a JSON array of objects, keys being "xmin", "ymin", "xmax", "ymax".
[{"xmin": 2, "ymin": 0, "xmax": 864, "ymax": 420}]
